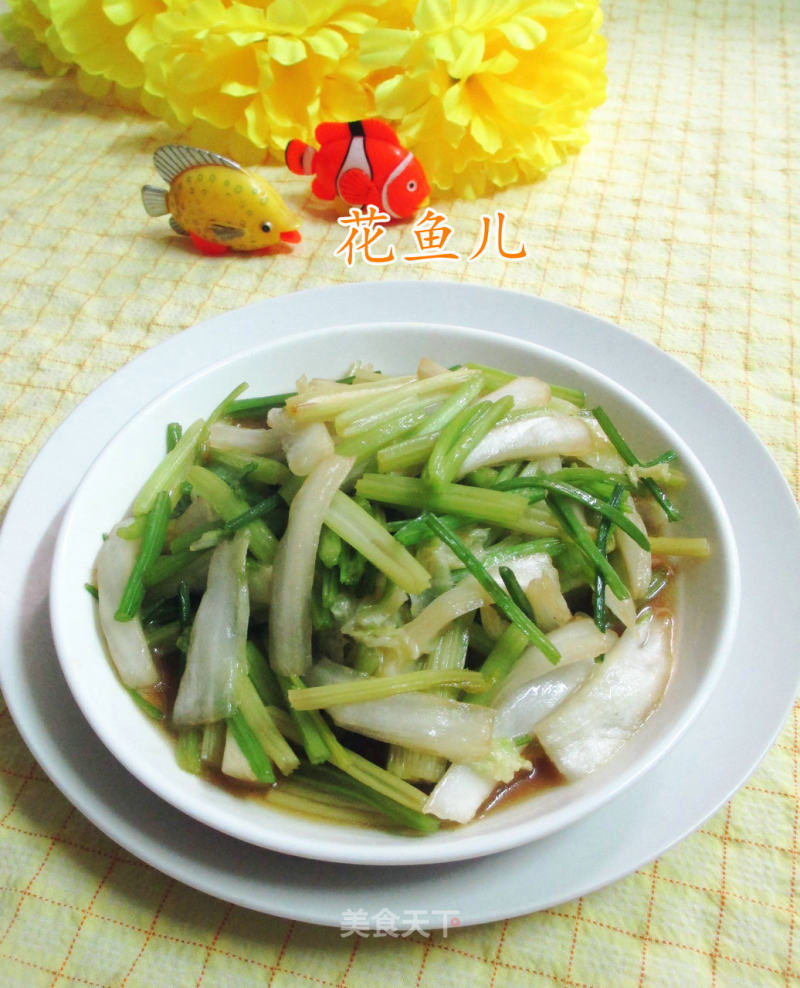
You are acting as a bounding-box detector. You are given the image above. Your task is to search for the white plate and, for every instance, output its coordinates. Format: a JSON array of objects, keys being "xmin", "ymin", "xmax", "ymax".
[
  {"xmin": 1, "ymin": 283, "xmax": 798, "ymax": 927},
  {"xmin": 48, "ymin": 322, "xmax": 739, "ymax": 866}
]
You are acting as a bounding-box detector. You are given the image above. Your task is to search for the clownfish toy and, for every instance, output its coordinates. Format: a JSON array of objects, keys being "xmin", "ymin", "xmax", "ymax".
[
  {"xmin": 142, "ymin": 145, "xmax": 301, "ymax": 255},
  {"xmin": 285, "ymin": 120, "xmax": 430, "ymax": 221}
]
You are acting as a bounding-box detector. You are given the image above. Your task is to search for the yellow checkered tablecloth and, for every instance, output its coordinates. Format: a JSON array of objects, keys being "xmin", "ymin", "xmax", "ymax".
[{"xmin": 1, "ymin": 1, "xmax": 798, "ymax": 985}]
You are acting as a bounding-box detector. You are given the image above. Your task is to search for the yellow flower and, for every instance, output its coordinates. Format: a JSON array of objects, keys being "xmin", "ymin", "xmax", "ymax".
[
  {"xmin": 142, "ymin": 0, "xmax": 376, "ymax": 162},
  {"xmin": 0, "ymin": 0, "xmax": 70, "ymax": 76},
  {"xmin": 1, "ymin": 0, "xmax": 607, "ymax": 194},
  {"xmin": 361, "ymin": 0, "xmax": 607, "ymax": 196}
]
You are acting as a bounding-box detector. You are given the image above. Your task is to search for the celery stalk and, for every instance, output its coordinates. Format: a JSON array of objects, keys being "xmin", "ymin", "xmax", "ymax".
[
  {"xmin": 288, "ymin": 668, "xmax": 488, "ymax": 709},
  {"xmin": 324, "ymin": 490, "xmax": 431, "ymax": 595},
  {"xmin": 356, "ymin": 473, "xmax": 557, "ymax": 536},
  {"xmin": 187, "ymin": 465, "xmax": 277, "ymax": 563}
]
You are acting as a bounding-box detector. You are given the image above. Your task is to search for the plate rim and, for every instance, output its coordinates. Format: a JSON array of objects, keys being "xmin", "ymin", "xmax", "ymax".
[{"xmin": 1, "ymin": 281, "xmax": 798, "ymax": 928}]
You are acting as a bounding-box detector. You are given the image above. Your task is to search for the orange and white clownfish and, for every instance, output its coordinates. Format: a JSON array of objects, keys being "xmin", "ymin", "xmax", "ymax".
[{"xmin": 285, "ymin": 119, "xmax": 430, "ymax": 220}]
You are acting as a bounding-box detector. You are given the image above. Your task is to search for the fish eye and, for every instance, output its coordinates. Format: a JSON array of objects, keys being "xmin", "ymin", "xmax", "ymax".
[
  {"xmin": 407, "ymin": 180, "xmax": 417, "ymax": 192},
  {"xmin": 261, "ymin": 221, "xmax": 271, "ymax": 233}
]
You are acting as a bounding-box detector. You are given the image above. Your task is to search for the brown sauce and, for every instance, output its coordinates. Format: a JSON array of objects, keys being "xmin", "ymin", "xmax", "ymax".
[{"xmin": 477, "ymin": 743, "xmax": 565, "ymax": 819}]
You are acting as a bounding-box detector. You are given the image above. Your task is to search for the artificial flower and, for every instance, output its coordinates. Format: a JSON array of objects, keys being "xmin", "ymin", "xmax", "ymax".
[
  {"xmin": 361, "ymin": 0, "xmax": 607, "ymax": 197},
  {"xmin": 1, "ymin": 0, "xmax": 607, "ymax": 195}
]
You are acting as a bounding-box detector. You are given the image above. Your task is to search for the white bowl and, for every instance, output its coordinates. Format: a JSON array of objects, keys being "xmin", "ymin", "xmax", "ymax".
[{"xmin": 50, "ymin": 321, "xmax": 740, "ymax": 866}]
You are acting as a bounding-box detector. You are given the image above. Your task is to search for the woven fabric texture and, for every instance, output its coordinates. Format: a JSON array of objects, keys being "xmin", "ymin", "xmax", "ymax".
[{"xmin": 1, "ymin": 1, "xmax": 798, "ymax": 986}]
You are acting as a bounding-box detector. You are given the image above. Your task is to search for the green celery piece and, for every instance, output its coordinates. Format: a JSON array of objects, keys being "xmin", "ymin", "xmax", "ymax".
[
  {"xmin": 593, "ymin": 484, "xmax": 626, "ymax": 632},
  {"xmin": 549, "ymin": 384, "xmax": 586, "ymax": 407},
  {"xmin": 356, "ymin": 473, "xmax": 557, "ymax": 536},
  {"xmin": 246, "ymin": 641, "xmax": 283, "ymax": 706},
  {"xmin": 389, "ymin": 512, "xmax": 462, "ymax": 546},
  {"xmin": 464, "ymin": 625, "xmax": 529, "ymax": 705},
  {"xmin": 334, "ymin": 404, "xmax": 431, "ymax": 461},
  {"xmin": 548, "ymin": 494, "xmax": 630, "ymax": 601},
  {"xmin": 294, "ymin": 764, "xmax": 439, "ymax": 833},
  {"xmin": 209, "ymin": 448, "xmax": 290, "ymax": 487},
  {"xmin": 200, "ymin": 722, "xmax": 226, "ymax": 768},
  {"xmin": 134, "ymin": 419, "xmax": 204, "ymax": 516},
  {"xmin": 648, "ymin": 536, "xmax": 711, "ymax": 558},
  {"xmin": 426, "ymin": 394, "xmax": 514, "ymax": 489},
  {"xmin": 198, "ymin": 382, "xmax": 248, "ymax": 446},
  {"xmin": 225, "ymin": 392, "xmax": 296, "ymax": 418},
  {"xmin": 143, "ymin": 547, "xmax": 211, "ymax": 588},
  {"xmin": 411, "ymin": 374, "xmax": 484, "ymax": 438},
  {"xmin": 166, "ymin": 422, "xmax": 182, "ymax": 452},
  {"xmin": 279, "ymin": 675, "xmax": 330, "ymax": 765},
  {"xmin": 290, "ymin": 697, "xmax": 429, "ymax": 811},
  {"xmin": 334, "ymin": 367, "xmax": 476, "ymax": 434},
  {"xmin": 187, "ymin": 465, "xmax": 277, "ymax": 562},
  {"xmin": 115, "ymin": 491, "xmax": 172, "ymax": 621},
  {"xmin": 497, "ymin": 475, "xmax": 650, "ymax": 550},
  {"xmin": 126, "ymin": 688, "xmax": 164, "ymax": 721},
  {"xmin": 324, "ymin": 489, "xmax": 431, "ymax": 595},
  {"xmin": 376, "ymin": 433, "xmax": 438, "ymax": 473},
  {"xmin": 287, "ymin": 668, "xmax": 488, "ymax": 710},
  {"xmin": 226, "ymin": 711, "xmax": 276, "ymax": 783},
  {"xmin": 387, "ymin": 617, "xmax": 471, "ymax": 783},
  {"xmin": 422, "ymin": 513, "xmax": 560, "ymax": 664},
  {"xmin": 233, "ymin": 671, "xmax": 299, "ymax": 776},
  {"xmin": 175, "ymin": 728, "xmax": 203, "ymax": 774},
  {"xmin": 463, "ymin": 362, "xmax": 514, "ymax": 389},
  {"xmin": 592, "ymin": 405, "xmax": 682, "ymax": 521},
  {"xmin": 318, "ymin": 526, "xmax": 343, "ymax": 567}
]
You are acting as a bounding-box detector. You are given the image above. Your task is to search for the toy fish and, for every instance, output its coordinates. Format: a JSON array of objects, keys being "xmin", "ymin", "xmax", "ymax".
[
  {"xmin": 285, "ymin": 120, "xmax": 430, "ymax": 220},
  {"xmin": 141, "ymin": 145, "xmax": 301, "ymax": 255}
]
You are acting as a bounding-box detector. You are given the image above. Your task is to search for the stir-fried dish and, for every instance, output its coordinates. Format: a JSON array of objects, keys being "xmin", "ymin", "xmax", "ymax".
[{"xmin": 92, "ymin": 358, "xmax": 710, "ymax": 833}]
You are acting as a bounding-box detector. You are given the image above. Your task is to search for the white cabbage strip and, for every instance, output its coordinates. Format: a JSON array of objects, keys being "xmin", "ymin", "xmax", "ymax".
[
  {"xmin": 458, "ymin": 415, "xmax": 593, "ymax": 476},
  {"xmin": 307, "ymin": 660, "xmax": 494, "ymax": 763},
  {"xmin": 613, "ymin": 497, "xmax": 652, "ymax": 599},
  {"xmin": 482, "ymin": 376, "xmax": 551, "ymax": 410},
  {"xmin": 492, "ymin": 615, "xmax": 618, "ymax": 706},
  {"xmin": 424, "ymin": 662, "xmax": 594, "ymax": 824},
  {"xmin": 400, "ymin": 554, "xmax": 553, "ymax": 660},
  {"xmin": 208, "ymin": 420, "xmax": 281, "ymax": 456},
  {"xmin": 525, "ymin": 555, "xmax": 572, "ymax": 631},
  {"xmin": 535, "ymin": 614, "xmax": 673, "ymax": 780},
  {"xmin": 96, "ymin": 525, "xmax": 160, "ymax": 689},
  {"xmin": 172, "ymin": 529, "xmax": 250, "ymax": 726},
  {"xmin": 266, "ymin": 407, "xmax": 335, "ymax": 476},
  {"xmin": 268, "ymin": 454, "xmax": 354, "ymax": 676}
]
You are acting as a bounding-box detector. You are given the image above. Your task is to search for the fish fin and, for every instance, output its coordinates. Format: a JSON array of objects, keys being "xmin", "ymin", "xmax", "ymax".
[
  {"xmin": 360, "ymin": 119, "xmax": 402, "ymax": 146},
  {"xmin": 189, "ymin": 232, "xmax": 229, "ymax": 255},
  {"xmin": 311, "ymin": 176, "xmax": 336, "ymax": 201},
  {"xmin": 338, "ymin": 168, "xmax": 375, "ymax": 205},
  {"xmin": 153, "ymin": 145, "xmax": 243, "ymax": 184},
  {"xmin": 314, "ymin": 121, "xmax": 351, "ymax": 146},
  {"xmin": 285, "ymin": 139, "xmax": 316, "ymax": 176},
  {"xmin": 209, "ymin": 223, "xmax": 244, "ymax": 241},
  {"xmin": 169, "ymin": 216, "xmax": 189, "ymax": 236},
  {"xmin": 141, "ymin": 185, "xmax": 169, "ymax": 217}
]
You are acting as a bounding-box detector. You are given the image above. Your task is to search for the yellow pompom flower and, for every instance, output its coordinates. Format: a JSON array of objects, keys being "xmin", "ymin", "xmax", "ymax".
[
  {"xmin": 142, "ymin": 0, "xmax": 376, "ymax": 163},
  {"xmin": 361, "ymin": 0, "xmax": 607, "ymax": 197},
  {"xmin": 1, "ymin": 0, "xmax": 607, "ymax": 195}
]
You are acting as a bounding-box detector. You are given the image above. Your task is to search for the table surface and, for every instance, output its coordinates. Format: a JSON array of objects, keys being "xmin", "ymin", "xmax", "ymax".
[{"xmin": 1, "ymin": 1, "xmax": 798, "ymax": 986}]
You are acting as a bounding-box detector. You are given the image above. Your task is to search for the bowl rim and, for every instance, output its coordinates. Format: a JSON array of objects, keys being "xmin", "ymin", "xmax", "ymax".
[{"xmin": 49, "ymin": 320, "xmax": 741, "ymax": 866}]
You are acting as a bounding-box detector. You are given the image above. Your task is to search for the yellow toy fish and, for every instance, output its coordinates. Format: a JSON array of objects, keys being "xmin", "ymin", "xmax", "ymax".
[{"xmin": 141, "ymin": 145, "xmax": 301, "ymax": 255}]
